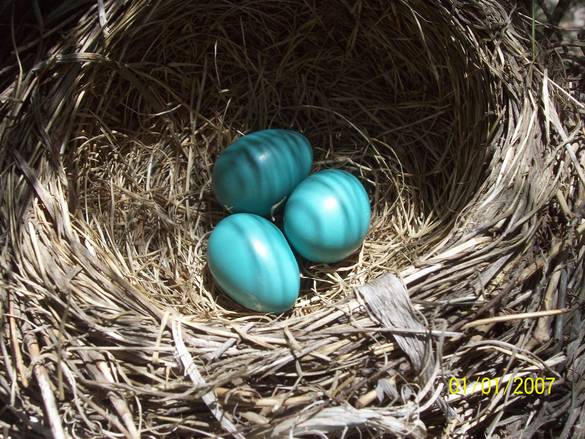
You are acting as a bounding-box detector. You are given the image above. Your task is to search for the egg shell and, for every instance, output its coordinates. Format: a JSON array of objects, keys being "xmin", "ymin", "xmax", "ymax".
[
  {"xmin": 212, "ymin": 129, "xmax": 313, "ymax": 216},
  {"xmin": 207, "ymin": 213, "xmax": 300, "ymax": 313},
  {"xmin": 283, "ymin": 169, "xmax": 371, "ymax": 263}
]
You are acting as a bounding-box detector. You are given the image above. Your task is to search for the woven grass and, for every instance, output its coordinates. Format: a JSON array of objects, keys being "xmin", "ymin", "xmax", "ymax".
[{"xmin": 1, "ymin": 0, "xmax": 584, "ymax": 437}]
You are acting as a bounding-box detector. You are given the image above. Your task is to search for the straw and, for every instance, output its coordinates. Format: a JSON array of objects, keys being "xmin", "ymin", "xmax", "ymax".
[{"xmin": 1, "ymin": 0, "xmax": 583, "ymax": 437}]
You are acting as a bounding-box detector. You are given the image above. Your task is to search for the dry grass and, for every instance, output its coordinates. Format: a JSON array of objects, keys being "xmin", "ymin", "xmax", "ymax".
[{"xmin": 1, "ymin": 0, "xmax": 584, "ymax": 437}]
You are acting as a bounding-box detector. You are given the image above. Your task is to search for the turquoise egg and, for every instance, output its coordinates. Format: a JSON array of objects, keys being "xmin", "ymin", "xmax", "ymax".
[
  {"xmin": 212, "ymin": 129, "xmax": 313, "ymax": 216},
  {"xmin": 283, "ymin": 169, "xmax": 371, "ymax": 263},
  {"xmin": 207, "ymin": 213, "xmax": 300, "ymax": 313}
]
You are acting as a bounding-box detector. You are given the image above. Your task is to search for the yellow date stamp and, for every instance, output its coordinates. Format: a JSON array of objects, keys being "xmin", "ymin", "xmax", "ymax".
[{"xmin": 448, "ymin": 375, "xmax": 556, "ymax": 396}]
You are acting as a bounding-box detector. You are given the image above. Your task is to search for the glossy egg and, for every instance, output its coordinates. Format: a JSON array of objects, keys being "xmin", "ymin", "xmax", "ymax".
[
  {"xmin": 207, "ymin": 213, "xmax": 300, "ymax": 313},
  {"xmin": 283, "ymin": 169, "xmax": 371, "ymax": 263},
  {"xmin": 212, "ymin": 129, "xmax": 313, "ymax": 216}
]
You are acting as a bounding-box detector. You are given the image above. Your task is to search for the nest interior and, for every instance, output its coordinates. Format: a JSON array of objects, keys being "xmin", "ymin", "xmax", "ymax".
[
  {"xmin": 62, "ymin": 0, "xmax": 494, "ymax": 317},
  {"xmin": 1, "ymin": 0, "xmax": 584, "ymax": 438}
]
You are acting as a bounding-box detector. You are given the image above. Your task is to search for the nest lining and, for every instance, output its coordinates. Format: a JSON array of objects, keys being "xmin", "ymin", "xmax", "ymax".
[
  {"xmin": 64, "ymin": 0, "xmax": 494, "ymax": 318},
  {"xmin": 1, "ymin": 0, "xmax": 584, "ymax": 437}
]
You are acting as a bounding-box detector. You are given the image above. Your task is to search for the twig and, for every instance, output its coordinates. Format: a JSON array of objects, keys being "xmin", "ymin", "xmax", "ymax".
[
  {"xmin": 171, "ymin": 316, "xmax": 244, "ymax": 439},
  {"xmin": 461, "ymin": 309, "xmax": 570, "ymax": 330},
  {"xmin": 24, "ymin": 327, "xmax": 67, "ymax": 439}
]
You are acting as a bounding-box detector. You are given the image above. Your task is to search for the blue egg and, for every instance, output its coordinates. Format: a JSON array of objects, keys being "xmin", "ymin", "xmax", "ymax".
[
  {"xmin": 212, "ymin": 129, "xmax": 313, "ymax": 216},
  {"xmin": 207, "ymin": 213, "xmax": 300, "ymax": 312},
  {"xmin": 283, "ymin": 169, "xmax": 371, "ymax": 263}
]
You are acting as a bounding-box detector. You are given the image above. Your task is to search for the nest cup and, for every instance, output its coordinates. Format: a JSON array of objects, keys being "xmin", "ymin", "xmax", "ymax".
[
  {"xmin": 65, "ymin": 0, "xmax": 493, "ymax": 315},
  {"xmin": 1, "ymin": 0, "xmax": 583, "ymax": 437}
]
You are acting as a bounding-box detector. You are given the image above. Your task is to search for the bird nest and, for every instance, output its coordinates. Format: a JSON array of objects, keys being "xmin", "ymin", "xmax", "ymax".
[{"xmin": 1, "ymin": 0, "xmax": 584, "ymax": 437}]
